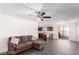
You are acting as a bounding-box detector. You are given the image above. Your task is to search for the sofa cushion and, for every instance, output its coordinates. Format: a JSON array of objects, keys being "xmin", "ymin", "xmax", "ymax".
[
  {"xmin": 16, "ymin": 43, "xmax": 26, "ymax": 49},
  {"xmin": 27, "ymin": 35, "xmax": 32, "ymax": 40},
  {"xmin": 20, "ymin": 36, "xmax": 28, "ymax": 42},
  {"xmin": 25, "ymin": 41, "xmax": 33, "ymax": 45},
  {"xmin": 16, "ymin": 42, "xmax": 33, "ymax": 49}
]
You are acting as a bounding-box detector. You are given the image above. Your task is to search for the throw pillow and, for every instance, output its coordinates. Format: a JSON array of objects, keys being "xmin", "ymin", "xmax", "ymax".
[{"xmin": 10, "ymin": 37, "xmax": 19, "ymax": 45}]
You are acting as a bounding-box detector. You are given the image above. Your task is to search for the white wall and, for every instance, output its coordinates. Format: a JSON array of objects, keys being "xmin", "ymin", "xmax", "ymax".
[
  {"xmin": 56, "ymin": 22, "xmax": 78, "ymax": 41},
  {"xmin": 76, "ymin": 22, "xmax": 79, "ymax": 42},
  {"xmin": 69, "ymin": 23, "xmax": 78, "ymax": 41},
  {"xmin": 0, "ymin": 14, "xmax": 38, "ymax": 53},
  {"xmin": 53, "ymin": 24, "xmax": 59, "ymax": 39}
]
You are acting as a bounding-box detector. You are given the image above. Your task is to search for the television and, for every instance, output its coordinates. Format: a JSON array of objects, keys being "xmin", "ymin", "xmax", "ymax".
[{"xmin": 47, "ymin": 27, "xmax": 53, "ymax": 31}]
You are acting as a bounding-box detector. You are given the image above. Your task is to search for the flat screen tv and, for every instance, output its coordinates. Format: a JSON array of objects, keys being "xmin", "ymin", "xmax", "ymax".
[{"xmin": 47, "ymin": 27, "xmax": 53, "ymax": 31}]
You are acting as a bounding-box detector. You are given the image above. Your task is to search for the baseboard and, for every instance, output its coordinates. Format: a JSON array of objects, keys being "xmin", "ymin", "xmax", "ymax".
[{"xmin": 0, "ymin": 50, "xmax": 8, "ymax": 55}]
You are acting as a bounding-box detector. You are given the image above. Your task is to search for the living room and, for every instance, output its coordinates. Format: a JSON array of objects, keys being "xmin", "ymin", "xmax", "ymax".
[{"xmin": 0, "ymin": 3, "xmax": 79, "ymax": 55}]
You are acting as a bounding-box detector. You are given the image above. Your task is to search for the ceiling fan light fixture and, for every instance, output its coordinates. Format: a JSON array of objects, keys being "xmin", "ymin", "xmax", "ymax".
[
  {"xmin": 37, "ymin": 18, "xmax": 41, "ymax": 22},
  {"xmin": 41, "ymin": 12, "xmax": 45, "ymax": 16}
]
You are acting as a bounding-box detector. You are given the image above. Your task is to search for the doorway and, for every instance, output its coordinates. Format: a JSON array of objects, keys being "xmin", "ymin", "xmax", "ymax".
[{"xmin": 59, "ymin": 26, "xmax": 69, "ymax": 40}]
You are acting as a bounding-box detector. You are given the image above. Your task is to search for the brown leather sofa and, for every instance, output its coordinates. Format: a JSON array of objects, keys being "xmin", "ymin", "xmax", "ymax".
[
  {"xmin": 8, "ymin": 35, "xmax": 46, "ymax": 54},
  {"xmin": 8, "ymin": 35, "xmax": 33, "ymax": 54}
]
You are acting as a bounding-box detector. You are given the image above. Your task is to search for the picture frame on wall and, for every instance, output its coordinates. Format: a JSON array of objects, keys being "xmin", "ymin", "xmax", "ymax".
[{"xmin": 38, "ymin": 27, "xmax": 43, "ymax": 31}]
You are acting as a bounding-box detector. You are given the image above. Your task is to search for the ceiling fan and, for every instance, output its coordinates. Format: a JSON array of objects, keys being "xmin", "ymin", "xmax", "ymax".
[
  {"xmin": 21, "ymin": 4, "xmax": 51, "ymax": 21},
  {"xmin": 35, "ymin": 11, "xmax": 51, "ymax": 21}
]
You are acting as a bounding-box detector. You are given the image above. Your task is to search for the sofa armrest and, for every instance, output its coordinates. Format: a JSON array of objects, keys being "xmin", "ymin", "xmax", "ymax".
[{"xmin": 8, "ymin": 42, "xmax": 17, "ymax": 51}]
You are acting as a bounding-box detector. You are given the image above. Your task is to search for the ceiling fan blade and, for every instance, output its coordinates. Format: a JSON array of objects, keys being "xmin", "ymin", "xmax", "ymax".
[
  {"xmin": 27, "ymin": 14, "xmax": 36, "ymax": 17},
  {"xmin": 20, "ymin": 4, "xmax": 38, "ymax": 12},
  {"xmin": 26, "ymin": 13, "xmax": 42, "ymax": 21},
  {"xmin": 25, "ymin": 13, "xmax": 38, "ymax": 19},
  {"xmin": 43, "ymin": 16, "xmax": 51, "ymax": 18}
]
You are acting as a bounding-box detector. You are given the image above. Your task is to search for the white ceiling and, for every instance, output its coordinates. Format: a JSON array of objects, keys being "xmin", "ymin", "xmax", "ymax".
[
  {"xmin": 0, "ymin": 3, "xmax": 79, "ymax": 22},
  {"xmin": 0, "ymin": 3, "xmax": 44, "ymax": 20},
  {"xmin": 42, "ymin": 3, "xmax": 79, "ymax": 22}
]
